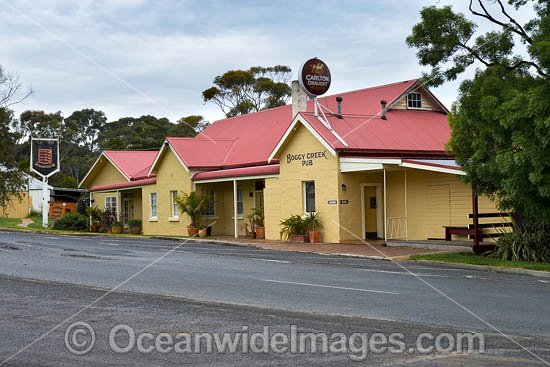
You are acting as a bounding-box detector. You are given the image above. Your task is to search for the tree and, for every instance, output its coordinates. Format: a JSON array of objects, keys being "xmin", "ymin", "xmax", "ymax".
[
  {"xmin": 406, "ymin": 1, "xmax": 550, "ymax": 224},
  {"xmin": 98, "ymin": 115, "xmax": 206, "ymax": 150},
  {"xmin": 64, "ymin": 109, "xmax": 106, "ymax": 153},
  {"xmin": 202, "ymin": 65, "xmax": 292, "ymax": 117},
  {"xmin": 0, "ymin": 65, "xmax": 31, "ymax": 214}
]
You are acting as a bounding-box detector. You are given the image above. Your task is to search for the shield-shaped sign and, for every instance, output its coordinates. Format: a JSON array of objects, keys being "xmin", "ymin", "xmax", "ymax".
[{"xmin": 31, "ymin": 138, "xmax": 60, "ymax": 177}]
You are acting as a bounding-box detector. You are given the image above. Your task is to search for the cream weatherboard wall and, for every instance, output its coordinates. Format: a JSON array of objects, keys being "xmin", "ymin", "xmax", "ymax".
[
  {"xmin": 270, "ymin": 122, "xmax": 341, "ymax": 243},
  {"xmin": 337, "ymin": 168, "xmax": 504, "ymax": 242},
  {"xmin": 195, "ymin": 180, "xmax": 257, "ymax": 237},
  {"xmin": 142, "ymin": 148, "xmax": 192, "ymax": 236}
]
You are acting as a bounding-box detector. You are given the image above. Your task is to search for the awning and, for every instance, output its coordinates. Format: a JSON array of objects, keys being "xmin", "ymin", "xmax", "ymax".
[
  {"xmin": 89, "ymin": 177, "xmax": 156, "ymax": 192},
  {"xmin": 192, "ymin": 164, "xmax": 279, "ymax": 182}
]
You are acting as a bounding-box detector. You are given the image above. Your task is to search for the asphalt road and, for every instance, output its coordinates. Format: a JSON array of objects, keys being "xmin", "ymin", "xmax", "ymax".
[{"xmin": 0, "ymin": 230, "xmax": 549, "ymax": 366}]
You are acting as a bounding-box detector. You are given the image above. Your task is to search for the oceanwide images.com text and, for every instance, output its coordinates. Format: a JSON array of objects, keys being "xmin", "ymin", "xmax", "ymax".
[{"xmin": 65, "ymin": 322, "xmax": 485, "ymax": 361}]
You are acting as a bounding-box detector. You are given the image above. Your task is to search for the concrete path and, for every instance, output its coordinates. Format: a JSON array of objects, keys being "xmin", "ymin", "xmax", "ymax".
[{"xmin": 16, "ymin": 218, "xmax": 33, "ymax": 228}]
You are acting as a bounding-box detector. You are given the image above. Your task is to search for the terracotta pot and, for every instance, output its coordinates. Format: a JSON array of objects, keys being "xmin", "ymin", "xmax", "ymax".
[
  {"xmin": 130, "ymin": 226, "xmax": 141, "ymax": 235},
  {"xmin": 248, "ymin": 232, "xmax": 256, "ymax": 239},
  {"xmin": 187, "ymin": 226, "xmax": 198, "ymax": 237},
  {"xmin": 309, "ymin": 230, "xmax": 320, "ymax": 243},
  {"xmin": 255, "ymin": 226, "xmax": 265, "ymax": 239},
  {"xmin": 199, "ymin": 228, "xmax": 207, "ymax": 237},
  {"xmin": 111, "ymin": 225, "xmax": 123, "ymax": 234},
  {"xmin": 290, "ymin": 234, "xmax": 308, "ymax": 243},
  {"xmin": 90, "ymin": 223, "xmax": 99, "ymax": 233}
]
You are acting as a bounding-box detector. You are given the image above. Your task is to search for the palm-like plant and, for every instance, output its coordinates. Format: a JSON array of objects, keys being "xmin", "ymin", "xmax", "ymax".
[{"xmin": 175, "ymin": 191, "xmax": 211, "ymax": 228}]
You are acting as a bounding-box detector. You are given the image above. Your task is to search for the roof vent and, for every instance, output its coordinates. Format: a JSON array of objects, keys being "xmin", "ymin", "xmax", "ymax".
[
  {"xmin": 336, "ymin": 96, "xmax": 343, "ymax": 119},
  {"xmin": 380, "ymin": 100, "xmax": 387, "ymax": 120}
]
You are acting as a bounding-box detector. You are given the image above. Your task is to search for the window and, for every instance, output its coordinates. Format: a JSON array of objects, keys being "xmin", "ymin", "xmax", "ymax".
[
  {"xmin": 201, "ymin": 189, "xmax": 216, "ymax": 216},
  {"xmin": 237, "ymin": 189, "xmax": 243, "ymax": 215},
  {"xmin": 150, "ymin": 192, "xmax": 157, "ymax": 218},
  {"xmin": 304, "ymin": 181, "xmax": 315, "ymax": 213},
  {"xmin": 170, "ymin": 191, "xmax": 179, "ymax": 218},
  {"xmin": 407, "ymin": 92, "xmax": 422, "ymax": 108},
  {"xmin": 105, "ymin": 196, "xmax": 117, "ymax": 215}
]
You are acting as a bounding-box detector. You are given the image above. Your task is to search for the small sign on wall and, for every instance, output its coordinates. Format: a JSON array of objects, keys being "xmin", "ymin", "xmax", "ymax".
[
  {"xmin": 328, "ymin": 200, "xmax": 337, "ymax": 205},
  {"xmin": 340, "ymin": 200, "xmax": 349, "ymax": 204}
]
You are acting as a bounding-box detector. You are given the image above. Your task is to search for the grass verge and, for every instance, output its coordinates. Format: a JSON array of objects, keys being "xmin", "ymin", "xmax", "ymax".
[{"xmin": 409, "ymin": 252, "xmax": 550, "ymax": 272}]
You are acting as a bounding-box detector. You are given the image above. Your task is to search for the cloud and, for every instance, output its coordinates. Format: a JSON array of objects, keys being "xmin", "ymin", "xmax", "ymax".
[{"xmin": 0, "ymin": 0, "xmax": 537, "ymax": 124}]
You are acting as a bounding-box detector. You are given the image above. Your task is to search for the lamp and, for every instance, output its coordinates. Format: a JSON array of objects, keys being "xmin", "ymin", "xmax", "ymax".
[{"xmin": 341, "ymin": 184, "xmax": 347, "ymax": 191}]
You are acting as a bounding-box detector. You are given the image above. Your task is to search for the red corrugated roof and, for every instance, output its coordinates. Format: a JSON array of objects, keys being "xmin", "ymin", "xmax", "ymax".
[
  {"xmin": 103, "ymin": 150, "xmax": 158, "ymax": 180},
  {"xmin": 169, "ymin": 79, "xmax": 449, "ymax": 169},
  {"xmin": 299, "ymin": 109, "xmax": 450, "ymax": 153},
  {"xmin": 192, "ymin": 164, "xmax": 279, "ymax": 181},
  {"xmin": 90, "ymin": 177, "xmax": 156, "ymax": 192}
]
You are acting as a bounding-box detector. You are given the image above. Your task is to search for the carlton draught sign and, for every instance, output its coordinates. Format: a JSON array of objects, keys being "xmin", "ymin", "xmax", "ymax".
[
  {"xmin": 30, "ymin": 138, "xmax": 60, "ymax": 177},
  {"xmin": 298, "ymin": 58, "xmax": 331, "ymax": 96}
]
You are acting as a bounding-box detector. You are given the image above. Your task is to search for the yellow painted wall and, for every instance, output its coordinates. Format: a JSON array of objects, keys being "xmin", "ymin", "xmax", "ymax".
[
  {"xmin": 264, "ymin": 177, "xmax": 281, "ymax": 239},
  {"xmin": 142, "ymin": 149, "xmax": 192, "ymax": 236},
  {"xmin": 1, "ymin": 192, "xmax": 31, "ymax": 218},
  {"xmin": 271, "ymin": 123, "xmax": 341, "ymax": 243},
  {"xmin": 86, "ymin": 160, "xmax": 127, "ymax": 187},
  {"xmin": 196, "ymin": 180, "xmax": 263, "ymax": 237}
]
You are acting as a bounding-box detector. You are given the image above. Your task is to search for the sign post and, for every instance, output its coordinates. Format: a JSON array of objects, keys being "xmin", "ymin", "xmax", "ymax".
[{"xmin": 30, "ymin": 138, "xmax": 60, "ymax": 228}]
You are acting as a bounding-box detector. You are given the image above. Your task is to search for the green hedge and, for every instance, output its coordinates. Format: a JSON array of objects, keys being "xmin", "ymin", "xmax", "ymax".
[{"xmin": 52, "ymin": 212, "xmax": 88, "ymax": 231}]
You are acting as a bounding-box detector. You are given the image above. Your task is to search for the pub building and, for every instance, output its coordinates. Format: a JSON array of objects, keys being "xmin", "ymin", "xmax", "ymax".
[{"xmin": 79, "ymin": 60, "xmax": 507, "ymax": 244}]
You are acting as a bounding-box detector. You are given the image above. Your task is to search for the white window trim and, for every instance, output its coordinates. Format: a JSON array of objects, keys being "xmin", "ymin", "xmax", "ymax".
[
  {"xmin": 407, "ymin": 92, "xmax": 422, "ymax": 109},
  {"xmin": 105, "ymin": 196, "xmax": 117, "ymax": 212},
  {"xmin": 149, "ymin": 192, "xmax": 157, "ymax": 221},
  {"xmin": 170, "ymin": 190, "xmax": 179, "ymax": 221},
  {"xmin": 303, "ymin": 181, "xmax": 316, "ymax": 214}
]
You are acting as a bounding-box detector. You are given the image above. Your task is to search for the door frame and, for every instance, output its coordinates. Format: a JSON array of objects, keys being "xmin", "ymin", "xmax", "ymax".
[{"xmin": 360, "ymin": 183, "xmax": 383, "ymax": 239}]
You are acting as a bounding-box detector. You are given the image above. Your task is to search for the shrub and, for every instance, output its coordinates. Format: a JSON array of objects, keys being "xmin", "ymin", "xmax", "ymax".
[
  {"xmin": 304, "ymin": 212, "xmax": 322, "ymax": 231},
  {"xmin": 52, "ymin": 212, "xmax": 88, "ymax": 231},
  {"xmin": 128, "ymin": 219, "xmax": 142, "ymax": 227},
  {"xmin": 280, "ymin": 214, "xmax": 308, "ymax": 240},
  {"xmin": 487, "ymin": 224, "xmax": 550, "ymax": 263},
  {"xmin": 175, "ymin": 191, "xmax": 211, "ymax": 227}
]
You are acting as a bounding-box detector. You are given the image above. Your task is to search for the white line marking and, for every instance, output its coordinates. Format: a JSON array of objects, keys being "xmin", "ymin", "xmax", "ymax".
[
  {"xmin": 252, "ymin": 258, "xmax": 291, "ymax": 264},
  {"xmin": 263, "ymin": 279, "xmax": 399, "ymax": 295},
  {"xmin": 360, "ymin": 269, "xmax": 448, "ymax": 277}
]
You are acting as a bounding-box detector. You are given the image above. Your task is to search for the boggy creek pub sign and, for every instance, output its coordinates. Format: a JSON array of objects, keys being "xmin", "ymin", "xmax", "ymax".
[
  {"xmin": 30, "ymin": 138, "xmax": 60, "ymax": 177},
  {"xmin": 287, "ymin": 150, "xmax": 328, "ymax": 167}
]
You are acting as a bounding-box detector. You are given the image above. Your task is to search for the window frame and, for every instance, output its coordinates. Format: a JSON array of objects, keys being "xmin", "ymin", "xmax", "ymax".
[
  {"xmin": 407, "ymin": 92, "xmax": 422, "ymax": 109},
  {"xmin": 201, "ymin": 189, "xmax": 216, "ymax": 217},
  {"xmin": 149, "ymin": 192, "xmax": 157, "ymax": 221},
  {"xmin": 105, "ymin": 196, "xmax": 117, "ymax": 215},
  {"xmin": 303, "ymin": 181, "xmax": 316, "ymax": 214},
  {"xmin": 237, "ymin": 189, "xmax": 243, "ymax": 216},
  {"xmin": 169, "ymin": 190, "xmax": 179, "ymax": 221}
]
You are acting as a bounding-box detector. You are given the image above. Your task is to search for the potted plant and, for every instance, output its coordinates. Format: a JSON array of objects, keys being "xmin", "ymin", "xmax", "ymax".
[
  {"xmin": 128, "ymin": 219, "xmax": 142, "ymax": 234},
  {"xmin": 247, "ymin": 212, "xmax": 256, "ymax": 239},
  {"xmin": 86, "ymin": 207, "xmax": 102, "ymax": 232},
  {"xmin": 175, "ymin": 191, "xmax": 211, "ymax": 237},
  {"xmin": 252, "ymin": 207, "xmax": 265, "ymax": 239},
  {"xmin": 280, "ymin": 214, "xmax": 308, "ymax": 243},
  {"xmin": 99, "ymin": 208, "xmax": 117, "ymax": 233},
  {"xmin": 111, "ymin": 221, "xmax": 123, "ymax": 234},
  {"xmin": 304, "ymin": 212, "xmax": 322, "ymax": 243}
]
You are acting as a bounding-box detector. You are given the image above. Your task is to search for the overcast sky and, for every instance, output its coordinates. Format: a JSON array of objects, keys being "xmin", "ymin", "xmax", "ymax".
[{"xmin": 0, "ymin": 0, "xmax": 535, "ymax": 124}]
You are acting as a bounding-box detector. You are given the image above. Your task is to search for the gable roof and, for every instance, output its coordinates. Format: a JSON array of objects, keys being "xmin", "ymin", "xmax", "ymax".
[
  {"xmin": 165, "ymin": 79, "xmax": 447, "ymax": 170},
  {"xmin": 79, "ymin": 150, "xmax": 158, "ymax": 188}
]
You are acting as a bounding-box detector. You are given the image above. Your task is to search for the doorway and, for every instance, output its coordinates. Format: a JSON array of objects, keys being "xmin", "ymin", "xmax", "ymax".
[{"xmin": 361, "ymin": 183, "xmax": 383, "ymax": 239}]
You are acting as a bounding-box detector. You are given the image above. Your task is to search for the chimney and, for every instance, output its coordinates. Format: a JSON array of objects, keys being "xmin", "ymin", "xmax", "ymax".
[
  {"xmin": 336, "ymin": 96, "xmax": 343, "ymax": 119},
  {"xmin": 291, "ymin": 80, "xmax": 307, "ymax": 117},
  {"xmin": 380, "ymin": 100, "xmax": 387, "ymax": 120}
]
